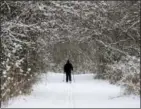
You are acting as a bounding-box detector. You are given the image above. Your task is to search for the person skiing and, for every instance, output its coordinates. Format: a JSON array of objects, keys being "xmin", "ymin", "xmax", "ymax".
[{"xmin": 64, "ymin": 60, "xmax": 73, "ymax": 83}]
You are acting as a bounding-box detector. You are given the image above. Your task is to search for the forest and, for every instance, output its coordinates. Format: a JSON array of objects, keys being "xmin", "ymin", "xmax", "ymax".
[{"xmin": 1, "ymin": 1, "xmax": 140, "ymax": 104}]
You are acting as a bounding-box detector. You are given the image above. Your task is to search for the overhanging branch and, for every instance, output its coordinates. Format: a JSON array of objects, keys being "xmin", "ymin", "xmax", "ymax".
[{"xmin": 95, "ymin": 39, "xmax": 129, "ymax": 56}]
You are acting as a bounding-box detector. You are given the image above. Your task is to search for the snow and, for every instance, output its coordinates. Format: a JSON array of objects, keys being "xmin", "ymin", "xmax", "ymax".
[
  {"xmin": 3, "ymin": 71, "xmax": 7, "ymax": 75},
  {"xmin": 27, "ymin": 68, "xmax": 31, "ymax": 72},
  {"xmin": 3, "ymin": 72, "xmax": 140, "ymax": 108}
]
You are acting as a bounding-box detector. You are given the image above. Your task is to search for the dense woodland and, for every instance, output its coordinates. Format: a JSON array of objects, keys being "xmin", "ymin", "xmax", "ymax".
[{"xmin": 1, "ymin": 1, "xmax": 140, "ymax": 104}]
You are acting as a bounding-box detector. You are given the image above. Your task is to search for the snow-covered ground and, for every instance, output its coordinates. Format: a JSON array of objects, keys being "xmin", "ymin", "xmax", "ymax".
[{"xmin": 3, "ymin": 72, "xmax": 140, "ymax": 108}]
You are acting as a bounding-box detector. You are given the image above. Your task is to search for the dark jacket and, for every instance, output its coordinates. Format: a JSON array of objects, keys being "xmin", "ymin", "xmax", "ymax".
[{"xmin": 64, "ymin": 60, "xmax": 73, "ymax": 73}]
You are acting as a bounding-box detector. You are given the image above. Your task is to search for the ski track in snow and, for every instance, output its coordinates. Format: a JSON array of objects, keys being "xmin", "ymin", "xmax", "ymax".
[{"xmin": 3, "ymin": 72, "xmax": 140, "ymax": 108}]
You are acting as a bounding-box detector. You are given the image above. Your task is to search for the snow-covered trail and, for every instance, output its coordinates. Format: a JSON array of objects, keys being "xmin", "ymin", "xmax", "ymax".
[{"xmin": 3, "ymin": 73, "xmax": 140, "ymax": 108}]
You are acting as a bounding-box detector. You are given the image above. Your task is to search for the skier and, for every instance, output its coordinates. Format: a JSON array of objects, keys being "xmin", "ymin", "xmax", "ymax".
[{"xmin": 64, "ymin": 60, "xmax": 73, "ymax": 83}]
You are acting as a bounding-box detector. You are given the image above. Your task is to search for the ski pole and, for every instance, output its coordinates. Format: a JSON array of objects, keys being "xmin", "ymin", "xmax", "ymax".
[
  {"xmin": 63, "ymin": 72, "xmax": 65, "ymax": 82},
  {"xmin": 73, "ymin": 72, "xmax": 75, "ymax": 82}
]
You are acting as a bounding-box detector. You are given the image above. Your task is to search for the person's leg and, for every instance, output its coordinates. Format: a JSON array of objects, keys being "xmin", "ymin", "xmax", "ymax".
[
  {"xmin": 66, "ymin": 73, "xmax": 69, "ymax": 82},
  {"xmin": 69, "ymin": 73, "xmax": 72, "ymax": 82}
]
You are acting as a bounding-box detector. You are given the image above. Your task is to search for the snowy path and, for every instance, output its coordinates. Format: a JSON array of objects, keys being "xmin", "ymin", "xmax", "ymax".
[{"xmin": 3, "ymin": 73, "xmax": 140, "ymax": 108}]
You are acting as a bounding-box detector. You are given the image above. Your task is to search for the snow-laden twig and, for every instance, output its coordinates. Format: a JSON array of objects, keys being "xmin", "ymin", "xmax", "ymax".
[
  {"xmin": 4, "ymin": 1, "xmax": 11, "ymax": 13},
  {"xmin": 95, "ymin": 39, "xmax": 129, "ymax": 56}
]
